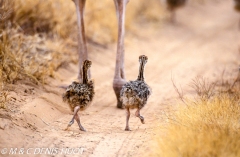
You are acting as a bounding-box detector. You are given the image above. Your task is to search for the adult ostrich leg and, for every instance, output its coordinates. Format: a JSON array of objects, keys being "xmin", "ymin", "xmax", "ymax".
[
  {"xmin": 74, "ymin": 0, "xmax": 128, "ymax": 108},
  {"xmin": 74, "ymin": 0, "xmax": 89, "ymax": 81},
  {"xmin": 113, "ymin": 0, "xmax": 128, "ymax": 108}
]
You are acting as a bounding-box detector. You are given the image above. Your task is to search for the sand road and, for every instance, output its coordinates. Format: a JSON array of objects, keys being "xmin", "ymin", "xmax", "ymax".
[{"xmin": 0, "ymin": 0, "xmax": 239, "ymax": 157}]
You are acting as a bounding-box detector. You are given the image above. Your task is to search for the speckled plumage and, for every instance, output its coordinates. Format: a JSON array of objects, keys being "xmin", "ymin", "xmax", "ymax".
[
  {"xmin": 62, "ymin": 60, "xmax": 94, "ymax": 131},
  {"xmin": 120, "ymin": 55, "xmax": 151, "ymax": 131},
  {"xmin": 120, "ymin": 80, "xmax": 151, "ymax": 109},
  {"xmin": 63, "ymin": 80, "xmax": 94, "ymax": 112}
]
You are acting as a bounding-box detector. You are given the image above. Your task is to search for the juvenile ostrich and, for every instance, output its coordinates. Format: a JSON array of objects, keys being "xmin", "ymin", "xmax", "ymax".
[
  {"xmin": 120, "ymin": 55, "xmax": 151, "ymax": 131},
  {"xmin": 72, "ymin": 0, "xmax": 128, "ymax": 108},
  {"xmin": 63, "ymin": 60, "xmax": 94, "ymax": 131},
  {"xmin": 166, "ymin": 0, "xmax": 187, "ymax": 22}
]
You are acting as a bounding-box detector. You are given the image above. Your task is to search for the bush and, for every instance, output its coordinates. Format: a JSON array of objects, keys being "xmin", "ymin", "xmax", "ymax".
[{"xmin": 154, "ymin": 93, "xmax": 240, "ymax": 156}]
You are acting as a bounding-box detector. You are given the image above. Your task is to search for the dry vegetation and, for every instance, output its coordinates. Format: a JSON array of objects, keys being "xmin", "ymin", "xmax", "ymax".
[
  {"xmin": 85, "ymin": 0, "xmax": 165, "ymax": 43},
  {"xmin": 0, "ymin": 0, "xmax": 239, "ymax": 155},
  {"xmin": 154, "ymin": 74, "xmax": 240, "ymax": 157},
  {"xmin": 0, "ymin": 0, "xmax": 77, "ymax": 86},
  {"xmin": 0, "ymin": 0, "xmax": 165, "ymax": 107},
  {"xmin": 0, "ymin": 0, "xmax": 165, "ymax": 85},
  {"xmin": 0, "ymin": 91, "xmax": 9, "ymax": 109},
  {"xmin": 10, "ymin": 0, "xmax": 76, "ymax": 38},
  {"xmin": 2, "ymin": 28, "xmax": 77, "ymax": 82}
]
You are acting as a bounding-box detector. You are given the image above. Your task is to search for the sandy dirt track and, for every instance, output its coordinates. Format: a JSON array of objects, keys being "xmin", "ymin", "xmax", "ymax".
[{"xmin": 0, "ymin": 1, "xmax": 240, "ymax": 157}]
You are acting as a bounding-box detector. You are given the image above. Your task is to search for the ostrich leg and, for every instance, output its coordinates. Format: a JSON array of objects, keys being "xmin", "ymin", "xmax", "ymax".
[
  {"xmin": 64, "ymin": 106, "xmax": 80, "ymax": 130},
  {"xmin": 64, "ymin": 106, "xmax": 86, "ymax": 131},
  {"xmin": 113, "ymin": 0, "xmax": 128, "ymax": 108},
  {"xmin": 74, "ymin": 0, "xmax": 89, "ymax": 81},
  {"xmin": 125, "ymin": 107, "xmax": 131, "ymax": 131},
  {"xmin": 135, "ymin": 108, "xmax": 145, "ymax": 124}
]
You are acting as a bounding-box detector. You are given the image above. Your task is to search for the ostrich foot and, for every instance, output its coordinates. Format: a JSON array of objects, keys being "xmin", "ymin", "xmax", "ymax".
[
  {"xmin": 64, "ymin": 119, "xmax": 74, "ymax": 131},
  {"xmin": 79, "ymin": 126, "xmax": 86, "ymax": 132},
  {"xmin": 139, "ymin": 116, "xmax": 145, "ymax": 124},
  {"xmin": 125, "ymin": 126, "xmax": 131, "ymax": 131},
  {"xmin": 135, "ymin": 109, "xmax": 145, "ymax": 124}
]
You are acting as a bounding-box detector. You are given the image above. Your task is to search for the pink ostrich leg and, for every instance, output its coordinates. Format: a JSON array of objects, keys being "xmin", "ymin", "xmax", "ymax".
[
  {"xmin": 74, "ymin": 0, "xmax": 89, "ymax": 81},
  {"xmin": 113, "ymin": 0, "xmax": 128, "ymax": 108}
]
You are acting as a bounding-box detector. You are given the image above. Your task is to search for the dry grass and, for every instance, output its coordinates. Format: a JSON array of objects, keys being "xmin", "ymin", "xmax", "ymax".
[
  {"xmin": 0, "ymin": 91, "xmax": 9, "ymax": 109},
  {"xmin": 190, "ymin": 76, "xmax": 216, "ymax": 101},
  {"xmin": 0, "ymin": 0, "xmax": 166, "ymax": 87},
  {"xmin": 85, "ymin": 0, "xmax": 165, "ymax": 44},
  {"xmin": 0, "ymin": 93, "xmax": 8, "ymax": 109},
  {"xmin": 0, "ymin": 0, "xmax": 78, "ymax": 86},
  {"xmin": 153, "ymin": 76, "xmax": 240, "ymax": 157},
  {"xmin": 0, "ymin": 0, "xmax": 13, "ymax": 26},
  {"xmin": 154, "ymin": 94, "xmax": 240, "ymax": 157},
  {"xmin": 0, "ymin": 27, "xmax": 76, "ymax": 84},
  {"xmin": 0, "ymin": 28, "xmax": 39, "ymax": 84},
  {"xmin": 10, "ymin": 0, "xmax": 165, "ymax": 43},
  {"xmin": 11, "ymin": 0, "xmax": 76, "ymax": 38}
]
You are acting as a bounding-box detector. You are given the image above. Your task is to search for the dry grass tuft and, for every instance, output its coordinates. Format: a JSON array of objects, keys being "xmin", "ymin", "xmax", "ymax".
[
  {"xmin": 190, "ymin": 76, "xmax": 216, "ymax": 101},
  {"xmin": 0, "ymin": 27, "xmax": 76, "ymax": 84},
  {"xmin": 0, "ymin": 0, "xmax": 77, "ymax": 85},
  {"xmin": 0, "ymin": 28, "xmax": 40, "ymax": 84},
  {"xmin": 154, "ymin": 94, "xmax": 240, "ymax": 157},
  {"xmin": 0, "ymin": 90, "xmax": 9, "ymax": 109},
  {"xmin": 0, "ymin": 0, "xmax": 13, "ymax": 27},
  {"xmin": 219, "ymin": 68, "xmax": 240, "ymax": 97},
  {"xmin": 153, "ymin": 74, "xmax": 240, "ymax": 157},
  {"xmin": 11, "ymin": 0, "xmax": 76, "ymax": 38}
]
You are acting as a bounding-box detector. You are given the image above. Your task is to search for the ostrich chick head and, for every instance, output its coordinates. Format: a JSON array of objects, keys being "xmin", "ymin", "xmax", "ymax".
[
  {"xmin": 83, "ymin": 60, "xmax": 92, "ymax": 69},
  {"xmin": 139, "ymin": 55, "xmax": 148, "ymax": 65}
]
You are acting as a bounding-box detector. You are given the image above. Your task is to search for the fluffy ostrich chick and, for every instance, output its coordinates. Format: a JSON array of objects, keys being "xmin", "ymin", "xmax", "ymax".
[
  {"xmin": 120, "ymin": 55, "xmax": 151, "ymax": 131},
  {"xmin": 63, "ymin": 60, "xmax": 94, "ymax": 131}
]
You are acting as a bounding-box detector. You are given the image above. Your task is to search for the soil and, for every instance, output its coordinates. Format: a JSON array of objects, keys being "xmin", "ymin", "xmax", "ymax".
[{"xmin": 0, "ymin": 0, "xmax": 239, "ymax": 157}]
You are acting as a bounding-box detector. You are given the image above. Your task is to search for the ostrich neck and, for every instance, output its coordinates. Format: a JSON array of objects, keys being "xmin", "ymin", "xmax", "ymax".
[
  {"xmin": 137, "ymin": 62, "xmax": 145, "ymax": 81},
  {"xmin": 82, "ymin": 66, "xmax": 88, "ymax": 84}
]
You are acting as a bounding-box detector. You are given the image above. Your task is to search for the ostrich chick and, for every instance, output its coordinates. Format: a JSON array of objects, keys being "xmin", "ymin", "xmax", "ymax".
[
  {"xmin": 63, "ymin": 60, "xmax": 94, "ymax": 131},
  {"xmin": 166, "ymin": 0, "xmax": 187, "ymax": 22},
  {"xmin": 120, "ymin": 55, "xmax": 151, "ymax": 131}
]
